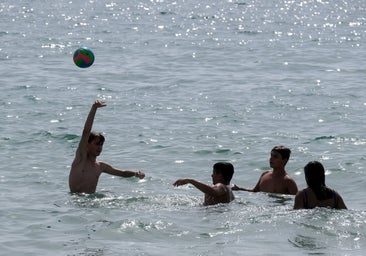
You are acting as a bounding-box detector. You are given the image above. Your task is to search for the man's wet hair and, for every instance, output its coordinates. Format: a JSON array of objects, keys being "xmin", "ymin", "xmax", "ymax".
[
  {"xmin": 213, "ymin": 162, "xmax": 234, "ymax": 184},
  {"xmin": 271, "ymin": 145, "xmax": 291, "ymax": 160},
  {"xmin": 88, "ymin": 131, "xmax": 105, "ymax": 143}
]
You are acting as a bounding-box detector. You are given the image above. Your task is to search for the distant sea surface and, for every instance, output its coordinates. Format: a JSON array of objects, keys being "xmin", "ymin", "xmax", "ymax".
[{"xmin": 1, "ymin": 0, "xmax": 365, "ymax": 255}]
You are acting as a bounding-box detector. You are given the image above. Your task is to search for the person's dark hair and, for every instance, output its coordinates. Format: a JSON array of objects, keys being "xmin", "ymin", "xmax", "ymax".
[
  {"xmin": 304, "ymin": 161, "xmax": 333, "ymax": 200},
  {"xmin": 213, "ymin": 162, "xmax": 234, "ymax": 184},
  {"xmin": 271, "ymin": 145, "xmax": 291, "ymax": 161},
  {"xmin": 88, "ymin": 131, "xmax": 105, "ymax": 143}
]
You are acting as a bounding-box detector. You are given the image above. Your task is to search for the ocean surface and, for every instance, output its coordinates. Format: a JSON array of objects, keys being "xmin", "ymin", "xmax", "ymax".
[{"xmin": 1, "ymin": 0, "xmax": 366, "ymax": 255}]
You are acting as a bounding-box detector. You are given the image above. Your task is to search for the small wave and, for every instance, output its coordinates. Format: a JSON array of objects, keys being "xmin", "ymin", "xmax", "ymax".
[
  {"xmin": 314, "ymin": 135, "xmax": 336, "ymax": 140},
  {"xmin": 194, "ymin": 149, "xmax": 213, "ymax": 155},
  {"xmin": 61, "ymin": 133, "xmax": 79, "ymax": 142},
  {"xmin": 215, "ymin": 148, "xmax": 231, "ymax": 154},
  {"xmin": 194, "ymin": 148, "xmax": 232, "ymax": 155},
  {"xmin": 159, "ymin": 11, "xmax": 175, "ymax": 16},
  {"xmin": 238, "ymin": 30, "xmax": 261, "ymax": 35}
]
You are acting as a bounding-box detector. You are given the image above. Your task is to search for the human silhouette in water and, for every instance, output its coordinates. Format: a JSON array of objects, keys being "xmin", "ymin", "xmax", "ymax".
[
  {"xmin": 294, "ymin": 161, "xmax": 347, "ymax": 209},
  {"xmin": 69, "ymin": 100, "xmax": 145, "ymax": 194}
]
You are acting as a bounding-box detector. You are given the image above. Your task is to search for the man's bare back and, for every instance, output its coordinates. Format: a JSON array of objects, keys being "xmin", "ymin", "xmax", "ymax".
[{"xmin": 204, "ymin": 184, "xmax": 234, "ymax": 206}]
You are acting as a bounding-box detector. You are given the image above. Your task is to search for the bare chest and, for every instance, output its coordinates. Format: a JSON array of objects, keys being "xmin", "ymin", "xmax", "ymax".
[
  {"xmin": 259, "ymin": 176, "xmax": 288, "ymax": 194},
  {"xmin": 82, "ymin": 161, "xmax": 102, "ymax": 178}
]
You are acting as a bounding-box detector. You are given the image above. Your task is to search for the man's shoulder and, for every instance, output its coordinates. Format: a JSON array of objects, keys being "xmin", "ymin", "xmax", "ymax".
[
  {"xmin": 284, "ymin": 173, "xmax": 296, "ymax": 181},
  {"xmin": 261, "ymin": 170, "xmax": 272, "ymax": 176},
  {"xmin": 213, "ymin": 183, "xmax": 230, "ymax": 192},
  {"xmin": 214, "ymin": 182, "xmax": 227, "ymax": 188}
]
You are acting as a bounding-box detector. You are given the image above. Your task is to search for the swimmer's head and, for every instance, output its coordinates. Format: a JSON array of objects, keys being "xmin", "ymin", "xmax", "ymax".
[
  {"xmin": 271, "ymin": 145, "xmax": 291, "ymax": 163},
  {"xmin": 304, "ymin": 161, "xmax": 326, "ymax": 188},
  {"xmin": 213, "ymin": 162, "xmax": 234, "ymax": 184},
  {"xmin": 88, "ymin": 131, "xmax": 105, "ymax": 144}
]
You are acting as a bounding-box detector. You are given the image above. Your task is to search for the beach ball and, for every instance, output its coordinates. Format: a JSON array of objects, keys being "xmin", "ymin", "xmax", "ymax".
[{"xmin": 73, "ymin": 47, "xmax": 95, "ymax": 68}]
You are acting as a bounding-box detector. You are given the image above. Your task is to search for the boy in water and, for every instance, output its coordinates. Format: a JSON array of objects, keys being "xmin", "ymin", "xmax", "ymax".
[
  {"xmin": 69, "ymin": 100, "xmax": 145, "ymax": 194},
  {"xmin": 232, "ymin": 145, "xmax": 298, "ymax": 195},
  {"xmin": 173, "ymin": 162, "xmax": 235, "ymax": 206}
]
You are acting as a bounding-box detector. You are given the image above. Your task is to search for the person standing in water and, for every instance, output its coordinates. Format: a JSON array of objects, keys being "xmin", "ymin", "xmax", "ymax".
[
  {"xmin": 173, "ymin": 162, "xmax": 235, "ymax": 206},
  {"xmin": 69, "ymin": 100, "xmax": 145, "ymax": 194},
  {"xmin": 232, "ymin": 145, "xmax": 298, "ymax": 195},
  {"xmin": 294, "ymin": 161, "xmax": 347, "ymax": 209}
]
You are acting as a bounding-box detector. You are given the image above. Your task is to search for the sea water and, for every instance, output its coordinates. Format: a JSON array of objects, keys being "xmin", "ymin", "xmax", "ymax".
[{"xmin": 0, "ymin": 0, "xmax": 365, "ymax": 255}]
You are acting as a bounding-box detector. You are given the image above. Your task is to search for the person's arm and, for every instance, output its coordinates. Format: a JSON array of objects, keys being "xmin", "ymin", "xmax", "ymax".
[
  {"xmin": 231, "ymin": 184, "xmax": 254, "ymax": 192},
  {"xmin": 72, "ymin": 100, "xmax": 106, "ymax": 165},
  {"xmin": 173, "ymin": 179, "xmax": 226, "ymax": 197},
  {"xmin": 232, "ymin": 172, "xmax": 267, "ymax": 192},
  {"xmin": 293, "ymin": 191, "xmax": 305, "ymax": 209},
  {"xmin": 101, "ymin": 162, "xmax": 145, "ymax": 179}
]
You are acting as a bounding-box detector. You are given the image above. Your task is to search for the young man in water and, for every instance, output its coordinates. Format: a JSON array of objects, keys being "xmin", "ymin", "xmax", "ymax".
[
  {"xmin": 232, "ymin": 145, "xmax": 298, "ymax": 195},
  {"xmin": 69, "ymin": 100, "xmax": 145, "ymax": 194},
  {"xmin": 173, "ymin": 162, "xmax": 235, "ymax": 206}
]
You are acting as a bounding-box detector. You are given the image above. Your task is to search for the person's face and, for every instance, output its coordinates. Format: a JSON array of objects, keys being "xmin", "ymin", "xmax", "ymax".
[
  {"xmin": 269, "ymin": 150, "xmax": 286, "ymax": 168},
  {"xmin": 88, "ymin": 137, "xmax": 104, "ymax": 156}
]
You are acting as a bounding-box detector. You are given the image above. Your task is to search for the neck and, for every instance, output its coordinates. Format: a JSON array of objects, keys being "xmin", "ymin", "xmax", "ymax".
[
  {"xmin": 272, "ymin": 167, "xmax": 286, "ymax": 176},
  {"xmin": 87, "ymin": 153, "xmax": 97, "ymax": 162}
]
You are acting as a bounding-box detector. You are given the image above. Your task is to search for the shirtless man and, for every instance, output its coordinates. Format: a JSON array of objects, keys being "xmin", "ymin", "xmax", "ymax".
[
  {"xmin": 232, "ymin": 145, "xmax": 298, "ymax": 195},
  {"xmin": 173, "ymin": 162, "xmax": 235, "ymax": 206},
  {"xmin": 69, "ymin": 100, "xmax": 145, "ymax": 194}
]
